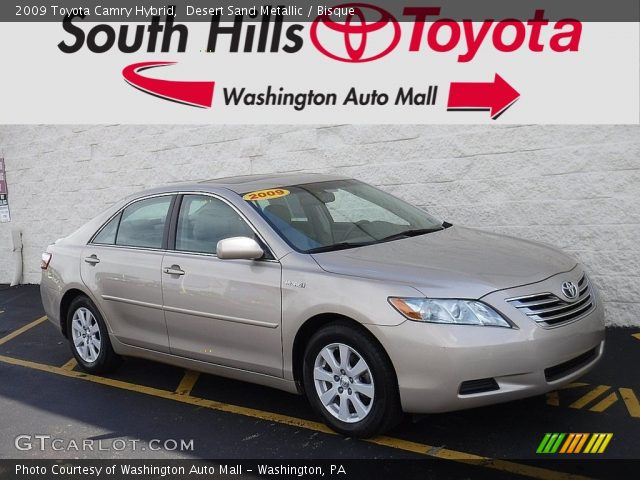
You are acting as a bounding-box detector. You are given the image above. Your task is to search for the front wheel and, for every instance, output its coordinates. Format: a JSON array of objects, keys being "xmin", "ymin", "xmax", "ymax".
[
  {"xmin": 67, "ymin": 295, "xmax": 122, "ymax": 373},
  {"xmin": 303, "ymin": 322, "xmax": 401, "ymax": 438}
]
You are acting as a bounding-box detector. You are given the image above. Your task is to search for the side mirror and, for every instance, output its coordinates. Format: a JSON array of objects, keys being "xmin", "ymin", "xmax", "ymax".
[{"xmin": 216, "ymin": 237, "xmax": 264, "ymax": 260}]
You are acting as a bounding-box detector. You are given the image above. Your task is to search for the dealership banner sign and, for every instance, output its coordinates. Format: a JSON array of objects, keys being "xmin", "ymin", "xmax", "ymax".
[
  {"xmin": 0, "ymin": 1, "xmax": 638, "ymax": 123},
  {"xmin": 0, "ymin": 158, "xmax": 10, "ymax": 223}
]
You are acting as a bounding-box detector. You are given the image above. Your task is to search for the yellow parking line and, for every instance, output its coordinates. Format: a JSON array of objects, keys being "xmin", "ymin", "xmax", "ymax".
[
  {"xmin": 619, "ymin": 388, "xmax": 640, "ymax": 418},
  {"xmin": 367, "ymin": 436, "xmax": 589, "ymax": 480},
  {"xmin": 0, "ymin": 353, "xmax": 591, "ymax": 480},
  {"xmin": 546, "ymin": 391, "xmax": 560, "ymax": 406},
  {"xmin": 589, "ymin": 392, "xmax": 618, "ymax": 412},
  {"xmin": 175, "ymin": 370, "xmax": 200, "ymax": 396},
  {"xmin": 546, "ymin": 383, "xmax": 589, "ymax": 407},
  {"xmin": 632, "ymin": 333, "xmax": 640, "ymax": 341},
  {"xmin": 0, "ymin": 316, "xmax": 47, "ymax": 346},
  {"xmin": 0, "ymin": 353, "xmax": 335, "ymax": 432},
  {"xmin": 569, "ymin": 385, "xmax": 610, "ymax": 410},
  {"xmin": 546, "ymin": 382, "xmax": 640, "ymax": 418},
  {"xmin": 61, "ymin": 358, "xmax": 78, "ymax": 370}
]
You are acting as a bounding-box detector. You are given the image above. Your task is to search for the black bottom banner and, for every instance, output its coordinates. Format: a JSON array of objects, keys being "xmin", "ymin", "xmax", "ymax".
[{"xmin": 0, "ymin": 459, "xmax": 634, "ymax": 480}]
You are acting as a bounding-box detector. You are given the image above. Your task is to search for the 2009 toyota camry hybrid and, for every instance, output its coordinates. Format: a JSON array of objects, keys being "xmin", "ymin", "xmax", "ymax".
[{"xmin": 41, "ymin": 173, "xmax": 605, "ymax": 437}]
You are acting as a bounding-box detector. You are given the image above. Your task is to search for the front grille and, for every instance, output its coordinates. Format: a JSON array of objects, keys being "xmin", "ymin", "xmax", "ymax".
[
  {"xmin": 506, "ymin": 274, "xmax": 595, "ymax": 327},
  {"xmin": 544, "ymin": 347, "xmax": 598, "ymax": 382},
  {"xmin": 459, "ymin": 378, "xmax": 500, "ymax": 395}
]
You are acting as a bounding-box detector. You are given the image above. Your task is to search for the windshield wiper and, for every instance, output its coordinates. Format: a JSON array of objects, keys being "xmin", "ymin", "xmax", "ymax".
[
  {"xmin": 377, "ymin": 226, "xmax": 445, "ymax": 243},
  {"xmin": 306, "ymin": 241, "xmax": 373, "ymax": 254},
  {"xmin": 306, "ymin": 225, "xmax": 446, "ymax": 254}
]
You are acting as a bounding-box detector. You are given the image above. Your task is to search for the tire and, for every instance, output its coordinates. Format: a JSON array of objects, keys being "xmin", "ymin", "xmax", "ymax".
[
  {"xmin": 303, "ymin": 321, "xmax": 402, "ymax": 438},
  {"xmin": 66, "ymin": 295, "xmax": 122, "ymax": 374}
]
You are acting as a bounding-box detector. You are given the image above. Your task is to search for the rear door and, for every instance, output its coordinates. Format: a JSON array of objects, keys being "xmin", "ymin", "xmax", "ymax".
[
  {"xmin": 161, "ymin": 194, "xmax": 283, "ymax": 376},
  {"xmin": 81, "ymin": 194, "xmax": 174, "ymax": 352}
]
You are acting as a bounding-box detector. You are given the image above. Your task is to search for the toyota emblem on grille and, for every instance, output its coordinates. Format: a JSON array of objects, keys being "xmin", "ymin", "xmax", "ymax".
[{"xmin": 561, "ymin": 281, "xmax": 579, "ymax": 300}]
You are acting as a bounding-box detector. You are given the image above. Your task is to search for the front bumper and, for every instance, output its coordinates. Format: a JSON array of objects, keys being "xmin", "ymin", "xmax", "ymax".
[{"xmin": 367, "ymin": 270, "xmax": 606, "ymax": 414}]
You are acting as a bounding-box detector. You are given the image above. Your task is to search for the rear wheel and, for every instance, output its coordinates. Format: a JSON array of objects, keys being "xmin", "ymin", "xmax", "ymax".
[
  {"xmin": 67, "ymin": 296, "xmax": 121, "ymax": 373},
  {"xmin": 303, "ymin": 322, "xmax": 401, "ymax": 438}
]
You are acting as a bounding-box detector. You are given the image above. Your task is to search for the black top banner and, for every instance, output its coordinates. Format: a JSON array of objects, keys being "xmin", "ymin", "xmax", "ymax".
[{"xmin": 3, "ymin": 0, "xmax": 640, "ymax": 22}]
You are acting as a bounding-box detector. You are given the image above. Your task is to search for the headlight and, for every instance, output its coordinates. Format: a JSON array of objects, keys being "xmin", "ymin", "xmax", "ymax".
[{"xmin": 388, "ymin": 297, "xmax": 511, "ymax": 327}]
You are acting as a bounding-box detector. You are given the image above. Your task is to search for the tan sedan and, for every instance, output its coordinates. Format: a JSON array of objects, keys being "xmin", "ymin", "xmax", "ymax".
[{"xmin": 41, "ymin": 173, "xmax": 605, "ymax": 437}]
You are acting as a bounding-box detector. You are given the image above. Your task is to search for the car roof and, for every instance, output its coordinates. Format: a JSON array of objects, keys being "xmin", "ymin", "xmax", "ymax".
[
  {"xmin": 129, "ymin": 173, "xmax": 351, "ymax": 198},
  {"xmin": 198, "ymin": 173, "xmax": 349, "ymax": 193}
]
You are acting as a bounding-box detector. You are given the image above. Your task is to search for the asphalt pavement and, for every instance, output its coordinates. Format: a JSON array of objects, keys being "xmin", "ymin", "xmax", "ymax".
[{"xmin": 1, "ymin": 284, "xmax": 638, "ymax": 480}]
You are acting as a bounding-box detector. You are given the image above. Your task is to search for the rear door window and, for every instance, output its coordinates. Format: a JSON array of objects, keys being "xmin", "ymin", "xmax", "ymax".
[{"xmin": 115, "ymin": 196, "xmax": 172, "ymax": 249}]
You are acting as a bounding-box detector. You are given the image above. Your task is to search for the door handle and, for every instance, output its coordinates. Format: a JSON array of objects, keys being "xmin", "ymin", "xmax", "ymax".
[
  {"xmin": 84, "ymin": 255, "xmax": 100, "ymax": 265},
  {"xmin": 163, "ymin": 265, "xmax": 185, "ymax": 276}
]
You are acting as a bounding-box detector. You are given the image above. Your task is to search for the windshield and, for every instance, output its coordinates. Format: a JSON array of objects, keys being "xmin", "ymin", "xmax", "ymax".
[{"xmin": 243, "ymin": 179, "xmax": 443, "ymax": 253}]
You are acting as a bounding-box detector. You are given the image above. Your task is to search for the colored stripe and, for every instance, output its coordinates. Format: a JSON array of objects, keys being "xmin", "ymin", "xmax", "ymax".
[
  {"xmin": 619, "ymin": 388, "xmax": 640, "ymax": 418},
  {"xmin": 567, "ymin": 434, "xmax": 582, "ymax": 453},
  {"xmin": 597, "ymin": 434, "xmax": 613, "ymax": 453},
  {"xmin": 590, "ymin": 434, "xmax": 606, "ymax": 453},
  {"xmin": 560, "ymin": 434, "xmax": 576, "ymax": 453},
  {"xmin": 573, "ymin": 434, "xmax": 589, "ymax": 454},
  {"xmin": 583, "ymin": 434, "xmax": 598, "ymax": 453},
  {"xmin": 569, "ymin": 385, "xmax": 610, "ymax": 409},
  {"xmin": 537, "ymin": 433, "xmax": 552, "ymax": 453},
  {"xmin": 0, "ymin": 316, "xmax": 47, "ymax": 345},
  {"xmin": 550, "ymin": 433, "xmax": 566, "ymax": 453},
  {"xmin": 0, "ymin": 352, "xmax": 594, "ymax": 480},
  {"xmin": 543, "ymin": 433, "xmax": 559, "ymax": 453}
]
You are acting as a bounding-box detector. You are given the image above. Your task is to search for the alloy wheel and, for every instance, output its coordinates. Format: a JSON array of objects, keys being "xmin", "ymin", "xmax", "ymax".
[
  {"xmin": 71, "ymin": 307, "xmax": 101, "ymax": 363},
  {"xmin": 313, "ymin": 343, "xmax": 375, "ymax": 423}
]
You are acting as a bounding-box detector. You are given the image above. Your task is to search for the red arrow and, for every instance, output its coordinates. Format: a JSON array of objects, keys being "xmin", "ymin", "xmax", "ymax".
[
  {"xmin": 122, "ymin": 61, "xmax": 215, "ymax": 109},
  {"xmin": 447, "ymin": 74, "xmax": 520, "ymax": 119}
]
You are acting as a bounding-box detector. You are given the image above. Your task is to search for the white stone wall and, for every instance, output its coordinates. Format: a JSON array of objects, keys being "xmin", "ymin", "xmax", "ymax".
[{"xmin": 0, "ymin": 125, "xmax": 638, "ymax": 326}]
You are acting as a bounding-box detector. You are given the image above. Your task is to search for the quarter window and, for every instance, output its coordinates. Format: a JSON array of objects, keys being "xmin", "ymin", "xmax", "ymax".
[
  {"xmin": 176, "ymin": 195, "xmax": 254, "ymax": 254},
  {"xmin": 92, "ymin": 213, "xmax": 121, "ymax": 245},
  {"xmin": 115, "ymin": 196, "xmax": 172, "ymax": 249}
]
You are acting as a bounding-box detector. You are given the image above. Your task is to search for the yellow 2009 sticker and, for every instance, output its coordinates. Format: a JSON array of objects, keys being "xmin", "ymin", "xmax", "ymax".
[{"xmin": 242, "ymin": 188, "xmax": 290, "ymax": 201}]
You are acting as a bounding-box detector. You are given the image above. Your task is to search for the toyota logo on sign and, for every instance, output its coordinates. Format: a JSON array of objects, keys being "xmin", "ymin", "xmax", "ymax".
[{"xmin": 311, "ymin": 3, "xmax": 401, "ymax": 62}]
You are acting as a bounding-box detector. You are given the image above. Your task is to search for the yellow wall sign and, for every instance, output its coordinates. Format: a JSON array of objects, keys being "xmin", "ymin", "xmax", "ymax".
[{"xmin": 242, "ymin": 189, "xmax": 290, "ymax": 201}]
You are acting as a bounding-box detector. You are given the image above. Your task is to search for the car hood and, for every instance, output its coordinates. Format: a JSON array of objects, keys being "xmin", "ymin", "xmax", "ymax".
[{"xmin": 310, "ymin": 226, "xmax": 577, "ymax": 299}]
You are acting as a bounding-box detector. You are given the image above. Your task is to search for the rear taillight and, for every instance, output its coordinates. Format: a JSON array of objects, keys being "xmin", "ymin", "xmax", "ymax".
[{"xmin": 41, "ymin": 252, "xmax": 52, "ymax": 270}]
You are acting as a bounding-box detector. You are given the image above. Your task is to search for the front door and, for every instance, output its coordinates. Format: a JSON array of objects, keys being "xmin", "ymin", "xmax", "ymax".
[{"xmin": 161, "ymin": 194, "xmax": 283, "ymax": 377}]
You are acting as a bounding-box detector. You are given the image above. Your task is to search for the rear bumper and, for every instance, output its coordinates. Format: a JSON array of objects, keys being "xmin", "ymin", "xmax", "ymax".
[
  {"xmin": 368, "ymin": 274, "xmax": 606, "ymax": 414},
  {"xmin": 40, "ymin": 276, "xmax": 62, "ymax": 334}
]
